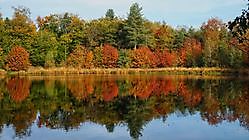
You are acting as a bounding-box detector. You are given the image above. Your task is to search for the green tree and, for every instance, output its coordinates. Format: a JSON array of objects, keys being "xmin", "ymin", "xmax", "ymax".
[
  {"xmin": 123, "ymin": 3, "xmax": 151, "ymax": 49},
  {"xmin": 4, "ymin": 6, "xmax": 36, "ymax": 52},
  {"xmin": 105, "ymin": 9, "xmax": 115, "ymax": 19},
  {"xmin": 153, "ymin": 23, "xmax": 175, "ymax": 50},
  {"xmin": 30, "ymin": 31, "xmax": 59, "ymax": 67},
  {"xmin": 85, "ymin": 18, "xmax": 121, "ymax": 47}
]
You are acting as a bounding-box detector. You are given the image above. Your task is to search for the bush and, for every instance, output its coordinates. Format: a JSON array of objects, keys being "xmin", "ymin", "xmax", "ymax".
[
  {"xmin": 156, "ymin": 49, "xmax": 178, "ymax": 67},
  {"xmin": 66, "ymin": 45, "xmax": 93, "ymax": 68},
  {"xmin": 102, "ymin": 44, "xmax": 119, "ymax": 68},
  {"xmin": 5, "ymin": 46, "xmax": 30, "ymax": 71},
  {"xmin": 131, "ymin": 46, "xmax": 159, "ymax": 68}
]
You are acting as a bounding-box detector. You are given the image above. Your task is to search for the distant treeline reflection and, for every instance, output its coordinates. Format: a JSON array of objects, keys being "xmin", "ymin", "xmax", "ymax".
[{"xmin": 0, "ymin": 75, "xmax": 248, "ymax": 139}]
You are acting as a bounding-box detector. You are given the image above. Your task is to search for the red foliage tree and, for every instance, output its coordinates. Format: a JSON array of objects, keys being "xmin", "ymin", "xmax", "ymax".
[
  {"xmin": 131, "ymin": 46, "xmax": 159, "ymax": 68},
  {"xmin": 179, "ymin": 38, "xmax": 203, "ymax": 66},
  {"xmin": 7, "ymin": 77, "xmax": 31, "ymax": 102},
  {"xmin": 102, "ymin": 44, "xmax": 119, "ymax": 68},
  {"xmin": 156, "ymin": 49, "xmax": 178, "ymax": 67},
  {"xmin": 5, "ymin": 46, "xmax": 30, "ymax": 71}
]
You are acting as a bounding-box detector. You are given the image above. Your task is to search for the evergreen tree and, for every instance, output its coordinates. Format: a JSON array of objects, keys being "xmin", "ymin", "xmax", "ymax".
[
  {"xmin": 123, "ymin": 3, "xmax": 150, "ymax": 49},
  {"xmin": 105, "ymin": 9, "xmax": 115, "ymax": 19}
]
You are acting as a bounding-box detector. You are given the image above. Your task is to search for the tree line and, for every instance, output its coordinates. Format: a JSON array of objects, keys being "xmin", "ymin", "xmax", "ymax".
[{"xmin": 0, "ymin": 2, "xmax": 248, "ymax": 71}]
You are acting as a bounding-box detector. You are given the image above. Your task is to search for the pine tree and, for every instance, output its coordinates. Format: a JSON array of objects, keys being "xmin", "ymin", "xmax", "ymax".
[
  {"xmin": 105, "ymin": 9, "xmax": 115, "ymax": 19},
  {"xmin": 123, "ymin": 3, "xmax": 149, "ymax": 49}
]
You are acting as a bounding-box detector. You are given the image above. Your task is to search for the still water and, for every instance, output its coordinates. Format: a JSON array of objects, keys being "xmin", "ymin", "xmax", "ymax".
[{"xmin": 0, "ymin": 74, "xmax": 248, "ymax": 140}]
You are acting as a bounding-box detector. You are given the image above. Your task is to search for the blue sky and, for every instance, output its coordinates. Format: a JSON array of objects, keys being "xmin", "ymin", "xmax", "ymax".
[{"xmin": 0, "ymin": 0, "xmax": 247, "ymax": 27}]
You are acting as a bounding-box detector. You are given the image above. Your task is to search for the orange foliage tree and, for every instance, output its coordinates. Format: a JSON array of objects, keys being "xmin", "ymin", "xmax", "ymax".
[
  {"xmin": 201, "ymin": 18, "xmax": 227, "ymax": 67},
  {"xmin": 102, "ymin": 44, "xmax": 119, "ymax": 68},
  {"xmin": 179, "ymin": 38, "xmax": 203, "ymax": 67},
  {"xmin": 66, "ymin": 45, "xmax": 93, "ymax": 68},
  {"xmin": 7, "ymin": 77, "xmax": 31, "ymax": 102},
  {"xmin": 131, "ymin": 46, "xmax": 159, "ymax": 68},
  {"xmin": 5, "ymin": 46, "xmax": 30, "ymax": 71}
]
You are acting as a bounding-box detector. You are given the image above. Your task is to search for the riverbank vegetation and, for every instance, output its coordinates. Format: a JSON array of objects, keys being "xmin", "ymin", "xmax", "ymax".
[{"xmin": 0, "ymin": 2, "xmax": 248, "ymax": 72}]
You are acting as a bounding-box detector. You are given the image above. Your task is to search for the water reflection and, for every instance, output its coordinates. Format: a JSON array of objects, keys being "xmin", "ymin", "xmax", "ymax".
[{"xmin": 0, "ymin": 75, "xmax": 248, "ymax": 139}]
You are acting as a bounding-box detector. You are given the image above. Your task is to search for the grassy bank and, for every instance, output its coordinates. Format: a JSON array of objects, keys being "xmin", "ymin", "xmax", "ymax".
[{"xmin": 2, "ymin": 67, "xmax": 248, "ymax": 76}]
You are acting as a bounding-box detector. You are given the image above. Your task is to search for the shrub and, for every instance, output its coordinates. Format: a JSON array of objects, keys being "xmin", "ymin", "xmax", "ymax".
[
  {"xmin": 156, "ymin": 49, "xmax": 178, "ymax": 67},
  {"xmin": 102, "ymin": 44, "xmax": 119, "ymax": 68},
  {"xmin": 131, "ymin": 46, "xmax": 159, "ymax": 68},
  {"xmin": 66, "ymin": 45, "xmax": 93, "ymax": 68},
  {"xmin": 5, "ymin": 46, "xmax": 30, "ymax": 71}
]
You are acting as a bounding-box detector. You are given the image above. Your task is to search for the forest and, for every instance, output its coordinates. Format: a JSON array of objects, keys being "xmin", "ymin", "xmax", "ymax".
[{"xmin": 0, "ymin": 2, "xmax": 248, "ymax": 71}]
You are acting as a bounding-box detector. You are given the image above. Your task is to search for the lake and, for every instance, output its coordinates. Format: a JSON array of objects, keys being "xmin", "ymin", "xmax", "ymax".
[{"xmin": 0, "ymin": 74, "xmax": 248, "ymax": 140}]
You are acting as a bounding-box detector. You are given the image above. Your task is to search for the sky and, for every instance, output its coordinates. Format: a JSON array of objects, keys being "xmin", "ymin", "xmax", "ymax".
[{"xmin": 0, "ymin": 0, "xmax": 247, "ymax": 27}]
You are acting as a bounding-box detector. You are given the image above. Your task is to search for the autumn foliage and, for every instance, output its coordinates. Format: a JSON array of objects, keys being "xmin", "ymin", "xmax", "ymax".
[
  {"xmin": 131, "ymin": 46, "xmax": 159, "ymax": 68},
  {"xmin": 66, "ymin": 45, "xmax": 93, "ymax": 68},
  {"xmin": 102, "ymin": 44, "xmax": 119, "ymax": 68},
  {"xmin": 156, "ymin": 49, "xmax": 178, "ymax": 67},
  {"xmin": 101, "ymin": 81, "xmax": 119, "ymax": 102},
  {"xmin": 7, "ymin": 77, "xmax": 31, "ymax": 102},
  {"xmin": 179, "ymin": 38, "xmax": 203, "ymax": 67},
  {"xmin": 5, "ymin": 46, "xmax": 30, "ymax": 71}
]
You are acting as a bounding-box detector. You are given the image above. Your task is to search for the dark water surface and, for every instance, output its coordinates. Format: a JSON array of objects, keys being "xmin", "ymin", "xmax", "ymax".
[{"xmin": 0, "ymin": 74, "xmax": 248, "ymax": 140}]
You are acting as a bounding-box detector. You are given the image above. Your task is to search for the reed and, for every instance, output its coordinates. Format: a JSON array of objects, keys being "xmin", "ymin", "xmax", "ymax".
[{"xmin": 8, "ymin": 67, "xmax": 248, "ymax": 76}]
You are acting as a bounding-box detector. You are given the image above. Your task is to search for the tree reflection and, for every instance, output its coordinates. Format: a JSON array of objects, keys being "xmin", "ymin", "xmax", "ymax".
[
  {"xmin": 7, "ymin": 77, "xmax": 31, "ymax": 102},
  {"xmin": 0, "ymin": 75, "xmax": 248, "ymax": 139}
]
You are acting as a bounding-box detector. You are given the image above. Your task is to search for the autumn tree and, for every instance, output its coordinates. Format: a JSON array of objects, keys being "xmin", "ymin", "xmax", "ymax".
[
  {"xmin": 66, "ymin": 45, "xmax": 93, "ymax": 68},
  {"xmin": 180, "ymin": 38, "xmax": 203, "ymax": 67},
  {"xmin": 102, "ymin": 44, "xmax": 119, "ymax": 68},
  {"xmin": 153, "ymin": 23, "xmax": 175, "ymax": 50},
  {"xmin": 156, "ymin": 49, "xmax": 178, "ymax": 67},
  {"xmin": 201, "ymin": 18, "xmax": 228, "ymax": 67},
  {"xmin": 5, "ymin": 46, "xmax": 30, "ymax": 71},
  {"xmin": 84, "ymin": 16, "xmax": 122, "ymax": 48},
  {"xmin": 131, "ymin": 46, "xmax": 158, "ymax": 68},
  {"xmin": 3, "ymin": 7, "xmax": 36, "ymax": 52}
]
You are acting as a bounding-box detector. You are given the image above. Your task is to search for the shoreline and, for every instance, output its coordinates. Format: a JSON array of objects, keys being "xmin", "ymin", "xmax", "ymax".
[{"xmin": 0, "ymin": 67, "xmax": 248, "ymax": 76}]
